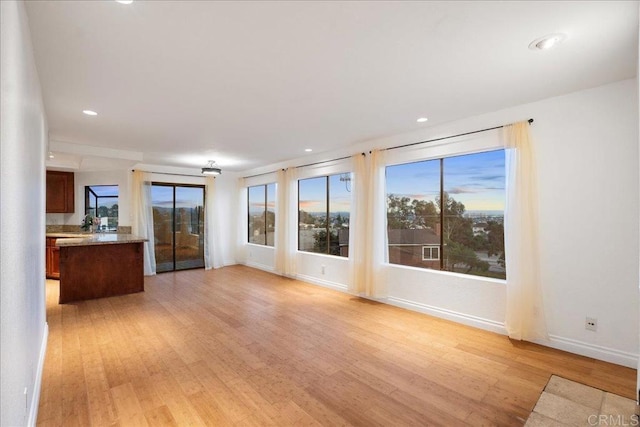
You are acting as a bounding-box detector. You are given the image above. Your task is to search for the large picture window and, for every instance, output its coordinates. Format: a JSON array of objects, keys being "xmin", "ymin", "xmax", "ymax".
[
  {"xmin": 386, "ymin": 150, "xmax": 506, "ymax": 279},
  {"xmin": 248, "ymin": 183, "xmax": 275, "ymax": 246},
  {"xmin": 298, "ymin": 173, "xmax": 351, "ymax": 257}
]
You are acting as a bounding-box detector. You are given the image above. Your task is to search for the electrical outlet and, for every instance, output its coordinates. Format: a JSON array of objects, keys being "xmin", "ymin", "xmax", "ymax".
[
  {"xmin": 321, "ymin": 265, "xmax": 326, "ymax": 275},
  {"xmin": 585, "ymin": 317, "xmax": 597, "ymax": 332}
]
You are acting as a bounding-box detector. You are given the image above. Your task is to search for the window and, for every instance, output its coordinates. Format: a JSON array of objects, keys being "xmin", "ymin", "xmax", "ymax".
[
  {"xmin": 298, "ymin": 173, "xmax": 351, "ymax": 257},
  {"xmin": 422, "ymin": 245, "xmax": 440, "ymax": 261},
  {"xmin": 386, "ymin": 150, "xmax": 506, "ymax": 279},
  {"xmin": 85, "ymin": 185, "xmax": 118, "ymax": 232},
  {"xmin": 248, "ymin": 183, "xmax": 275, "ymax": 246}
]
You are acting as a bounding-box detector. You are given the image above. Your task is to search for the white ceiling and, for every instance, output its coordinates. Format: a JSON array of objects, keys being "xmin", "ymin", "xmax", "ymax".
[{"xmin": 26, "ymin": 1, "xmax": 638, "ymax": 173}]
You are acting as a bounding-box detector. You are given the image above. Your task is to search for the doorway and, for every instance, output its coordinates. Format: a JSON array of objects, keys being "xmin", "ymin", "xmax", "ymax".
[{"xmin": 151, "ymin": 183, "xmax": 205, "ymax": 272}]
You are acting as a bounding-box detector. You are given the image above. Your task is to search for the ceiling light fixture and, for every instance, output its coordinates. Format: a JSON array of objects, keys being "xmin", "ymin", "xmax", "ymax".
[
  {"xmin": 529, "ymin": 33, "xmax": 567, "ymax": 51},
  {"xmin": 115, "ymin": 0, "xmax": 133, "ymax": 4},
  {"xmin": 48, "ymin": 151, "xmax": 55, "ymax": 159},
  {"xmin": 305, "ymin": 148, "xmax": 313, "ymax": 152},
  {"xmin": 201, "ymin": 160, "xmax": 222, "ymax": 176},
  {"xmin": 82, "ymin": 110, "xmax": 98, "ymax": 116},
  {"xmin": 417, "ymin": 117, "xmax": 428, "ymax": 123}
]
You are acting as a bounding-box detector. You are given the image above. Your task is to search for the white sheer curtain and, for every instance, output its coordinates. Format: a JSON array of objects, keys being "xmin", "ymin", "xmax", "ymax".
[
  {"xmin": 344, "ymin": 150, "xmax": 389, "ymax": 297},
  {"xmin": 504, "ymin": 121, "xmax": 547, "ymax": 341},
  {"xmin": 348, "ymin": 154, "xmax": 367, "ymax": 295},
  {"xmin": 275, "ymin": 167, "xmax": 298, "ymax": 277},
  {"xmin": 204, "ymin": 176, "xmax": 224, "ymax": 269},
  {"xmin": 131, "ymin": 170, "xmax": 156, "ymax": 276},
  {"xmin": 365, "ymin": 150, "xmax": 389, "ymax": 298}
]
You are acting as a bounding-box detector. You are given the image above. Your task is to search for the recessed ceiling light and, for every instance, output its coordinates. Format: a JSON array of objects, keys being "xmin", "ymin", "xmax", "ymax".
[
  {"xmin": 417, "ymin": 117, "xmax": 428, "ymax": 123},
  {"xmin": 115, "ymin": 0, "xmax": 133, "ymax": 4},
  {"xmin": 82, "ymin": 110, "xmax": 98, "ymax": 116},
  {"xmin": 305, "ymin": 148, "xmax": 313, "ymax": 152},
  {"xmin": 48, "ymin": 151, "xmax": 55, "ymax": 159},
  {"xmin": 529, "ymin": 33, "xmax": 567, "ymax": 51}
]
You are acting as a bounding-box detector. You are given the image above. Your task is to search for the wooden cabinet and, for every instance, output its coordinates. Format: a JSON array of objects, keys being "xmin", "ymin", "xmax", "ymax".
[
  {"xmin": 46, "ymin": 237, "xmax": 60, "ymax": 279},
  {"xmin": 59, "ymin": 242, "xmax": 144, "ymax": 303},
  {"xmin": 46, "ymin": 171, "xmax": 74, "ymax": 213}
]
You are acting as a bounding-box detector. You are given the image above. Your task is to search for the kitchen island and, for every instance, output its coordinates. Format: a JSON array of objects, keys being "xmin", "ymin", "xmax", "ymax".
[{"xmin": 56, "ymin": 234, "xmax": 147, "ymax": 304}]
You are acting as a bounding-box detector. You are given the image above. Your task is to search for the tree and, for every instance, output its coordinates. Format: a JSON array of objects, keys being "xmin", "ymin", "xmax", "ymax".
[
  {"xmin": 97, "ymin": 205, "xmax": 109, "ymax": 217},
  {"xmin": 387, "ymin": 195, "xmax": 414, "ymax": 229},
  {"xmin": 444, "ymin": 241, "xmax": 489, "ymax": 273},
  {"xmin": 438, "ymin": 192, "xmax": 474, "ymax": 247},
  {"xmin": 412, "ymin": 199, "xmax": 439, "ymax": 229},
  {"xmin": 313, "ymin": 229, "xmax": 340, "ymax": 255},
  {"xmin": 299, "ymin": 210, "xmax": 314, "ymax": 225},
  {"xmin": 387, "ymin": 192, "xmax": 488, "ymax": 274},
  {"xmin": 485, "ymin": 220, "xmax": 505, "ymax": 268}
]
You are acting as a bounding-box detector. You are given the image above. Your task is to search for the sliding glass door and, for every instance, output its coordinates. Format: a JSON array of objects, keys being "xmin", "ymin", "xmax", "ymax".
[{"xmin": 151, "ymin": 183, "xmax": 205, "ymax": 272}]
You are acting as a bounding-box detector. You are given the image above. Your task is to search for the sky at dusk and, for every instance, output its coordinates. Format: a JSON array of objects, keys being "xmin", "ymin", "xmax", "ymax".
[
  {"xmin": 386, "ymin": 149, "xmax": 505, "ymax": 213},
  {"xmin": 151, "ymin": 185, "xmax": 204, "ymax": 209},
  {"xmin": 248, "ymin": 150, "xmax": 504, "ymax": 216},
  {"xmin": 299, "ymin": 174, "xmax": 352, "ymax": 213},
  {"xmin": 248, "ymin": 183, "xmax": 276, "ymax": 214}
]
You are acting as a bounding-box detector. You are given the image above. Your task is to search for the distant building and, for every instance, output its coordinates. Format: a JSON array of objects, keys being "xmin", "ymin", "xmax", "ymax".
[
  {"xmin": 472, "ymin": 222, "xmax": 488, "ymax": 236},
  {"xmin": 338, "ymin": 227, "xmax": 442, "ymax": 269}
]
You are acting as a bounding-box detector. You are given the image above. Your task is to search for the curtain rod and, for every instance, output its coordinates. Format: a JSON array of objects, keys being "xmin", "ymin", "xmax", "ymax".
[
  {"xmin": 243, "ymin": 168, "xmax": 285, "ymax": 180},
  {"xmin": 240, "ymin": 118, "xmax": 533, "ymax": 179},
  {"xmin": 241, "ymin": 153, "xmax": 366, "ymax": 179},
  {"xmin": 131, "ymin": 169, "xmax": 209, "ymax": 178},
  {"xmin": 295, "ymin": 153, "xmax": 365, "ymax": 169},
  {"xmin": 382, "ymin": 118, "xmax": 534, "ymax": 152}
]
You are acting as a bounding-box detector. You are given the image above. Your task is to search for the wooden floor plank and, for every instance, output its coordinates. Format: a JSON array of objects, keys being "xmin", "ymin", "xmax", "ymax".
[{"xmin": 38, "ymin": 266, "xmax": 636, "ymax": 426}]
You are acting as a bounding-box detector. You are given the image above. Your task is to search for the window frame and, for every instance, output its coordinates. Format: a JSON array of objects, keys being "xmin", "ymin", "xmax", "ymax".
[
  {"xmin": 385, "ymin": 148, "xmax": 506, "ymax": 280},
  {"xmin": 297, "ymin": 173, "xmax": 351, "ymax": 257},
  {"xmin": 247, "ymin": 183, "xmax": 275, "ymax": 247},
  {"xmin": 84, "ymin": 185, "xmax": 119, "ymax": 232},
  {"xmin": 422, "ymin": 245, "xmax": 440, "ymax": 261}
]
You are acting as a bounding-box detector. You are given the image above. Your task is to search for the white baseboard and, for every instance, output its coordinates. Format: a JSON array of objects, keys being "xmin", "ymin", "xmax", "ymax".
[
  {"xmin": 28, "ymin": 322, "xmax": 48, "ymax": 427},
  {"xmin": 294, "ymin": 274, "xmax": 349, "ymax": 293},
  {"xmin": 244, "ymin": 261, "xmax": 276, "ymax": 273},
  {"xmin": 532, "ymin": 334, "xmax": 638, "ymax": 369},
  {"xmin": 237, "ymin": 266, "xmax": 639, "ymax": 369},
  {"xmin": 386, "ymin": 296, "xmax": 508, "ymax": 335}
]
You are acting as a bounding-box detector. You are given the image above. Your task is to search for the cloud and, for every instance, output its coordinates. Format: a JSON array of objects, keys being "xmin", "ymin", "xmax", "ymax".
[
  {"xmin": 298, "ymin": 200, "xmax": 323, "ymax": 209},
  {"xmin": 447, "ymin": 186, "xmax": 478, "ymax": 194},
  {"xmin": 472, "ymin": 174, "xmax": 504, "ymax": 181}
]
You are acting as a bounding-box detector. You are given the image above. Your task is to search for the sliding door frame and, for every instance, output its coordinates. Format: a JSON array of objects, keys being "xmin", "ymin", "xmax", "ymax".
[{"xmin": 152, "ymin": 182, "xmax": 205, "ymax": 272}]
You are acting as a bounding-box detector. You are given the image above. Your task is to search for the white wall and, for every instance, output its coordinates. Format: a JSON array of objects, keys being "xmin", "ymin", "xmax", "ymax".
[
  {"xmin": 239, "ymin": 78, "xmax": 639, "ymax": 368},
  {"xmin": 46, "ymin": 169, "xmax": 132, "ymax": 227},
  {"xmin": 1, "ymin": 1, "xmax": 49, "ymax": 425}
]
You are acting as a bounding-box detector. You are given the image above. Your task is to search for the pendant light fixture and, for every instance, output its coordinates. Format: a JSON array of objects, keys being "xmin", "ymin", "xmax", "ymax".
[{"xmin": 201, "ymin": 160, "xmax": 222, "ymax": 176}]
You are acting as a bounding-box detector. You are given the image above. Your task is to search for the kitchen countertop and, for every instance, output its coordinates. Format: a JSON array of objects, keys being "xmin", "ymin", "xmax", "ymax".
[
  {"xmin": 46, "ymin": 232, "xmax": 94, "ymax": 238},
  {"xmin": 55, "ymin": 233, "xmax": 148, "ymax": 247}
]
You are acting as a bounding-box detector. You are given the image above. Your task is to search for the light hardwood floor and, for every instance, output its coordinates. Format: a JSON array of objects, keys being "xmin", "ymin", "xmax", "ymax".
[{"xmin": 37, "ymin": 265, "xmax": 635, "ymax": 426}]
